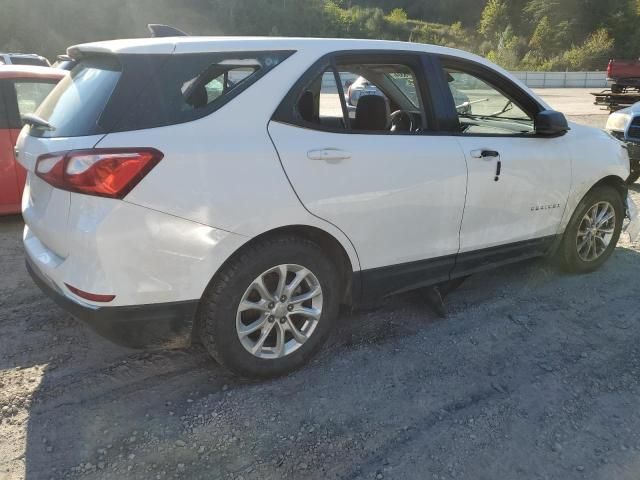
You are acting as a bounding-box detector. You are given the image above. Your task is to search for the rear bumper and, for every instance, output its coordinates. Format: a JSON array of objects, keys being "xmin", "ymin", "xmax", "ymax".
[
  {"xmin": 609, "ymin": 78, "xmax": 640, "ymax": 87},
  {"xmin": 26, "ymin": 255, "xmax": 198, "ymax": 349}
]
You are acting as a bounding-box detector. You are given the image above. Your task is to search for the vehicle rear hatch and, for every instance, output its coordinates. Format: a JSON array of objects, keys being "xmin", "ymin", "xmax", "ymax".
[{"xmin": 17, "ymin": 55, "xmax": 124, "ymax": 258}]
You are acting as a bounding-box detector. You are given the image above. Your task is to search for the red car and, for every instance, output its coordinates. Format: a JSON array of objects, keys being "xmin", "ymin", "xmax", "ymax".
[{"xmin": 1, "ymin": 66, "xmax": 65, "ymax": 215}]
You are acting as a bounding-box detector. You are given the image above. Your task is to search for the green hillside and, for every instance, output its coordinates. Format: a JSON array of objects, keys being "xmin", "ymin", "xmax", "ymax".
[{"xmin": 1, "ymin": 0, "xmax": 639, "ymax": 70}]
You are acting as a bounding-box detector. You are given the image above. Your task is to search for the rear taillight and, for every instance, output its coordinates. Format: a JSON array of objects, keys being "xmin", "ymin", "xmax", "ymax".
[
  {"xmin": 607, "ymin": 60, "xmax": 613, "ymax": 78},
  {"xmin": 35, "ymin": 148, "xmax": 163, "ymax": 199}
]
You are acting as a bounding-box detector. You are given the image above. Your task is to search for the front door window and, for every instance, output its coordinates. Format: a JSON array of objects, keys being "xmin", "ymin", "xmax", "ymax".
[{"xmin": 445, "ymin": 69, "xmax": 534, "ymax": 135}]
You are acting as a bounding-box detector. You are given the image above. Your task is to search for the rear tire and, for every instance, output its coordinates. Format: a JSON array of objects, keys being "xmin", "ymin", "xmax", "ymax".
[
  {"xmin": 627, "ymin": 172, "xmax": 640, "ymax": 185},
  {"xmin": 198, "ymin": 235, "xmax": 341, "ymax": 378},
  {"xmin": 611, "ymin": 84, "xmax": 624, "ymax": 94},
  {"xmin": 556, "ymin": 186, "xmax": 624, "ymax": 273}
]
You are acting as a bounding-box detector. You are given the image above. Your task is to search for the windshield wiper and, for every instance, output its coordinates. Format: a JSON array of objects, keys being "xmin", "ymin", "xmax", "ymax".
[
  {"xmin": 22, "ymin": 114, "xmax": 55, "ymax": 131},
  {"xmin": 459, "ymin": 113, "xmax": 529, "ymax": 123}
]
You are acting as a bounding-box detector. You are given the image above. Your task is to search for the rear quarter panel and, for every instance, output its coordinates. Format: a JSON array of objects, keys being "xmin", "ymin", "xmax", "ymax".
[{"xmin": 96, "ymin": 48, "xmax": 360, "ymax": 271}]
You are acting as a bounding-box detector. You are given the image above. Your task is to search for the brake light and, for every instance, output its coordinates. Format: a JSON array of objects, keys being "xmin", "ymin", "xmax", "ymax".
[
  {"xmin": 35, "ymin": 148, "xmax": 163, "ymax": 199},
  {"xmin": 607, "ymin": 60, "xmax": 613, "ymax": 78}
]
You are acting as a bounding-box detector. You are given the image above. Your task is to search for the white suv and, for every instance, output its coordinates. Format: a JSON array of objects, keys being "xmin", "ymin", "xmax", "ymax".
[
  {"xmin": 0, "ymin": 52, "xmax": 50, "ymax": 67},
  {"xmin": 17, "ymin": 37, "xmax": 638, "ymax": 377}
]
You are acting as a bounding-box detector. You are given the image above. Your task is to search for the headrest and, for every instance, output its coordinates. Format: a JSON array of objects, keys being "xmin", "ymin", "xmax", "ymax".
[
  {"xmin": 353, "ymin": 95, "xmax": 389, "ymax": 131},
  {"xmin": 298, "ymin": 90, "xmax": 316, "ymax": 122}
]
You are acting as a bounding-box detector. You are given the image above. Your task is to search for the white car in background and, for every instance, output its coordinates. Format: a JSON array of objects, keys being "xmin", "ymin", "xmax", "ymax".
[
  {"xmin": 606, "ymin": 102, "xmax": 640, "ymax": 184},
  {"xmin": 17, "ymin": 36, "xmax": 637, "ymax": 378},
  {"xmin": 0, "ymin": 52, "xmax": 50, "ymax": 67}
]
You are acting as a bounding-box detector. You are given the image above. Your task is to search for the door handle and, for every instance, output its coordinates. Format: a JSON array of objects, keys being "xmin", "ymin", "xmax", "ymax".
[
  {"xmin": 470, "ymin": 149, "xmax": 500, "ymax": 159},
  {"xmin": 307, "ymin": 148, "xmax": 351, "ymax": 162}
]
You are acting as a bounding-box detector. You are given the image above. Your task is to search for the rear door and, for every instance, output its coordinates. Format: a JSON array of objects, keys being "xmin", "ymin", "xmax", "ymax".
[{"xmin": 269, "ymin": 52, "xmax": 468, "ymax": 298}]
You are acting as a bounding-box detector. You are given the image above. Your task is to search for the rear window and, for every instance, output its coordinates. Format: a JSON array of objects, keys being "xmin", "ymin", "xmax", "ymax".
[
  {"xmin": 14, "ymin": 80, "xmax": 58, "ymax": 117},
  {"xmin": 30, "ymin": 51, "xmax": 293, "ymax": 138},
  {"xmin": 34, "ymin": 56, "xmax": 121, "ymax": 138}
]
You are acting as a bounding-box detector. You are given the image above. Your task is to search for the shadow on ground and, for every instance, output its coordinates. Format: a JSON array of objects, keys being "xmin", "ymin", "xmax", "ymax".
[{"xmin": 0, "ymin": 213, "xmax": 639, "ymax": 479}]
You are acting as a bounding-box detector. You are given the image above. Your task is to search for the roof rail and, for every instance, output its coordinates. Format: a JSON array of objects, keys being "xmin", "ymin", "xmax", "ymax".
[{"xmin": 147, "ymin": 24, "xmax": 189, "ymax": 38}]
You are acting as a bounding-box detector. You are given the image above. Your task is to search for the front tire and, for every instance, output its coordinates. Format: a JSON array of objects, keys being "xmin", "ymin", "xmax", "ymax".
[
  {"xmin": 556, "ymin": 186, "xmax": 624, "ymax": 273},
  {"xmin": 198, "ymin": 235, "xmax": 341, "ymax": 378}
]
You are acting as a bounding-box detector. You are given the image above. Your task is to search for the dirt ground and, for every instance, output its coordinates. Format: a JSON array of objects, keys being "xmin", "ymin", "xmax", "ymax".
[{"xmin": 2, "ymin": 91, "xmax": 640, "ymax": 480}]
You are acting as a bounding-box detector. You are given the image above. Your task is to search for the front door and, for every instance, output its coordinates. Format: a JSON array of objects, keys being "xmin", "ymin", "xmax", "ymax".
[
  {"xmin": 438, "ymin": 59, "xmax": 572, "ymax": 274},
  {"xmin": 269, "ymin": 52, "xmax": 468, "ymax": 297}
]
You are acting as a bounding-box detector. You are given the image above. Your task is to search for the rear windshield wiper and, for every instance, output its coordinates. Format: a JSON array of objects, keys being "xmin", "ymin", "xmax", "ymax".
[{"xmin": 22, "ymin": 114, "xmax": 55, "ymax": 131}]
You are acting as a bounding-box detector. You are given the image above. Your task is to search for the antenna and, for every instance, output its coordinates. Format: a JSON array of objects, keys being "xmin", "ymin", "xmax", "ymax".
[{"xmin": 147, "ymin": 24, "xmax": 189, "ymax": 38}]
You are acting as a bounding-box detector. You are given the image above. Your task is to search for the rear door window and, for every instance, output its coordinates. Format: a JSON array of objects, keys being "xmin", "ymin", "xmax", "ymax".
[{"xmin": 280, "ymin": 54, "xmax": 428, "ymax": 134}]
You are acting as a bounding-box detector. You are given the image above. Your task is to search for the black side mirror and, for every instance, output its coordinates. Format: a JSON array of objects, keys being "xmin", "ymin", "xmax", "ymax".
[{"xmin": 535, "ymin": 110, "xmax": 570, "ymax": 136}]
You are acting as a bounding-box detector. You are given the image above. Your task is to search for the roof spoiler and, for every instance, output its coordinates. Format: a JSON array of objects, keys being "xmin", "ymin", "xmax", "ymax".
[{"xmin": 147, "ymin": 24, "xmax": 189, "ymax": 38}]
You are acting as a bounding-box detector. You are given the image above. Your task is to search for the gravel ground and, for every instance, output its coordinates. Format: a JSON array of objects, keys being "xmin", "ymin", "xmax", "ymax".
[{"xmin": 2, "ymin": 103, "xmax": 640, "ymax": 480}]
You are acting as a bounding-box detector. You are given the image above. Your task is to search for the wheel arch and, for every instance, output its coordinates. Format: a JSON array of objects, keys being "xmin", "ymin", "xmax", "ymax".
[
  {"xmin": 589, "ymin": 175, "xmax": 628, "ymax": 202},
  {"xmin": 203, "ymin": 224, "xmax": 357, "ymax": 308},
  {"xmin": 554, "ymin": 174, "xmax": 627, "ymax": 271},
  {"xmin": 558, "ymin": 174, "xmax": 628, "ymax": 240}
]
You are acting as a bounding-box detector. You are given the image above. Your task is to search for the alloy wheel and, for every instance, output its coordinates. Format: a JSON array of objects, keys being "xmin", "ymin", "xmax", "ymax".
[
  {"xmin": 236, "ymin": 264, "xmax": 323, "ymax": 359},
  {"xmin": 576, "ymin": 201, "xmax": 616, "ymax": 262}
]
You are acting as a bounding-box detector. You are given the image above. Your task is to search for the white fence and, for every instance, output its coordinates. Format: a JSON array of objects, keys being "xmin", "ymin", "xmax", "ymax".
[
  {"xmin": 512, "ymin": 71, "xmax": 608, "ymax": 88},
  {"xmin": 323, "ymin": 71, "xmax": 608, "ymax": 90}
]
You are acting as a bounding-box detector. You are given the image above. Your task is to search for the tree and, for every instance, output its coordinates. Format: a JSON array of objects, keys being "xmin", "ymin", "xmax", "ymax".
[
  {"xmin": 559, "ymin": 28, "xmax": 615, "ymax": 70},
  {"xmin": 0, "ymin": 0, "xmax": 637, "ymax": 71},
  {"xmin": 479, "ymin": 0, "xmax": 509, "ymax": 40},
  {"xmin": 387, "ymin": 8, "xmax": 408, "ymax": 22},
  {"xmin": 487, "ymin": 25, "xmax": 522, "ymax": 69},
  {"xmin": 524, "ymin": 0, "xmax": 560, "ymax": 23},
  {"xmin": 528, "ymin": 16, "xmax": 552, "ymax": 52}
]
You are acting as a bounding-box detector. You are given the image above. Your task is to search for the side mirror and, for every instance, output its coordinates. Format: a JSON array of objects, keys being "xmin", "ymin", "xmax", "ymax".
[{"xmin": 535, "ymin": 110, "xmax": 570, "ymax": 136}]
